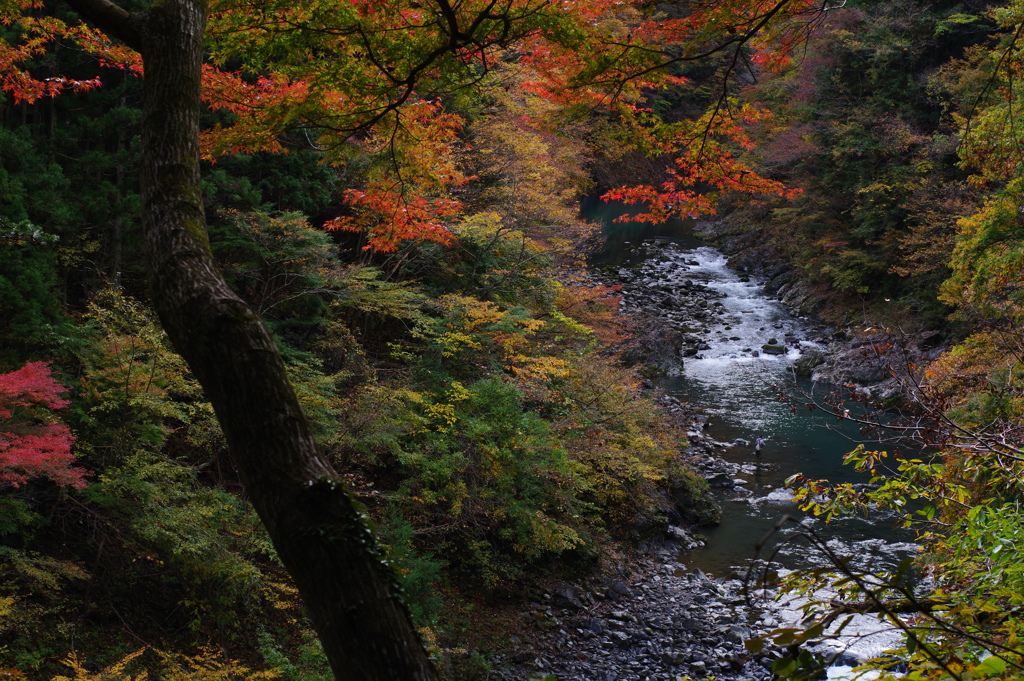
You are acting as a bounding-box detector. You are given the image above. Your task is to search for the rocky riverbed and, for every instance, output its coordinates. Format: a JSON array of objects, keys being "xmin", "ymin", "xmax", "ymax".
[
  {"xmin": 600, "ymin": 238, "xmax": 946, "ymax": 404},
  {"xmin": 595, "ymin": 240, "xmax": 837, "ymax": 376},
  {"xmin": 494, "ymin": 549, "xmax": 781, "ymax": 681},
  {"xmin": 500, "ymin": 236, "xmax": 926, "ymax": 681},
  {"xmin": 489, "ymin": 407, "xmax": 813, "ymax": 681},
  {"xmin": 492, "ymin": 440, "xmax": 912, "ymax": 681}
]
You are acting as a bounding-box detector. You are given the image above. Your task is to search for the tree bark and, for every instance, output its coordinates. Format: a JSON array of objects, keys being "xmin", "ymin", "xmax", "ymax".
[{"xmin": 61, "ymin": 0, "xmax": 438, "ymax": 678}]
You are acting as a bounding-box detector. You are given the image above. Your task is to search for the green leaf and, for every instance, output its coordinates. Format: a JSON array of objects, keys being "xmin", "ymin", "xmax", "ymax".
[
  {"xmin": 799, "ymin": 623, "xmax": 825, "ymax": 641},
  {"xmin": 745, "ymin": 637, "xmax": 765, "ymax": 653},
  {"xmin": 772, "ymin": 657, "xmax": 798, "ymax": 678},
  {"xmin": 772, "ymin": 628, "xmax": 798, "ymax": 645},
  {"xmin": 976, "ymin": 655, "xmax": 1008, "ymax": 676}
]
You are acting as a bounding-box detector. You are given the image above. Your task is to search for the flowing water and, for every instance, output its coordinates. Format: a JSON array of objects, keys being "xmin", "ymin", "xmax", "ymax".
[
  {"xmin": 583, "ymin": 198, "xmax": 917, "ymax": 577},
  {"xmin": 584, "ymin": 199, "xmax": 919, "ymax": 672}
]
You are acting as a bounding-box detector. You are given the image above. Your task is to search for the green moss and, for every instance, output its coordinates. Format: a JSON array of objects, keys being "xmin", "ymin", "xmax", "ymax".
[
  {"xmin": 670, "ymin": 468, "xmax": 722, "ymax": 526},
  {"xmin": 185, "ymin": 218, "xmax": 214, "ymax": 257}
]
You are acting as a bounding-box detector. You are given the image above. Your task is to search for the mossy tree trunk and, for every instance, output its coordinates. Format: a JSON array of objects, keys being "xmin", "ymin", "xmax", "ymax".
[{"xmin": 60, "ymin": 1, "xmax": 437, "ymax": 679}]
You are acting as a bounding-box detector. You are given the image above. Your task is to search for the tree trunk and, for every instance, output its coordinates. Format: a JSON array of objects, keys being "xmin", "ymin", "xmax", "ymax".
[{"xmin": 61, "ymin": 1, "xmax": 438, "ymax": 678}]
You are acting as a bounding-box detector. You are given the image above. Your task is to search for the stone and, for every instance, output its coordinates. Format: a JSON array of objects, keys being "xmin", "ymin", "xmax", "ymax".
[
  {"xmin": 665, "ymin": 525, "xmax": 692, "ymax": 542},
  {"xmin": 609, "ymin": 630, "xmax": 632, "ymax": 648},
  {"xmin": 552, "ymin": 584, "xmax": 585, "ymax": 612},
  {"xmin": 706, "ymin": 472, "xmax": 734, "ymax": 488},
  {"xmin": 679, "ymin": 617, "xmax": 703, "ymax": 632},
  {"xmin": 609, "ymin": 580, "xmax": 632, "ymax": 596},
  {"xmin": 662, "ymin": 650, "xmax": 687, "ymax": 666},
  {"xmin": 723, "ymin": 624, "xmax": 751, "ymax": 644}
]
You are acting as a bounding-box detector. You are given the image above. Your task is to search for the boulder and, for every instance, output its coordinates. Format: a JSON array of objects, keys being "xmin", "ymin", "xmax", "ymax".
[
  {"xmin": 551, "ymin": 584, "xmax": 585, "ymax": 612},
  {"xmin": 791, "ymin": 347, "xmax": 826, "ymax": 376}
]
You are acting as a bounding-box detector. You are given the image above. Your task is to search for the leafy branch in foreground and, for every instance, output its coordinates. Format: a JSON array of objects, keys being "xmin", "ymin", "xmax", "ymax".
[
  {"xmin": 763, "ymin": 333, "xmax": 1024, "ymax": 679},
  {"xmin": 742, "ymin": 514, "xmax": 1024, "ymax": 681}
]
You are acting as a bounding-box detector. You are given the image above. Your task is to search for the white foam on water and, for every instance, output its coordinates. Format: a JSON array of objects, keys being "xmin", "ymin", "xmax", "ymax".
[
  {"xmin": 755, "ymin": 488, "xmax": 799, "ymax": 504},
  {"xmin": 827, "ymin": 665, "xmax": 884, "ymax": 680},
  {"xmin": 644, "ymin": 244, "xmax": 810, "ymax": 369},
  {"xmin": 769, "ymin": 587, "xmax": 907, "ymax": 677}
]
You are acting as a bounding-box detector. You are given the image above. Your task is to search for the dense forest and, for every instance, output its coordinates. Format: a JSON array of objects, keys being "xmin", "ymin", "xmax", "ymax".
[{"xmin": 3, "ymin": 0, "xmax": 1024, "ymax": 679}]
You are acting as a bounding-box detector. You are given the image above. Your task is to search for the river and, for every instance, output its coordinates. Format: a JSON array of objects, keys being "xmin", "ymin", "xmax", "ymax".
[
  {"xmin": 583, "ymin": 197, "xmax": 917, "ymax": 579},
  {"xmin": 492, "ymin": 200, "xmax": 921, "ymax": 681}
]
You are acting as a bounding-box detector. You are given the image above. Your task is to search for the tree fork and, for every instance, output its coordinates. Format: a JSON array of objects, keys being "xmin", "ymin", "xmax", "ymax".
[{"xmin": 60, "ymin": 0, "xmax": 437, "ymax": 678}]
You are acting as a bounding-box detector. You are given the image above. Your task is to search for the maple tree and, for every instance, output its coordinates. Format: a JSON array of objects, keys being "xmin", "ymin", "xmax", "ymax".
[
  {"xmin": 0, "ymin": 0, "xmax": 838, "ymax": 677},
  {"xmin": 0, "ymin": 362, "xmax": 85, "ymax": 490},
  {"xmin": 604, "ymin": 102, "xmax": 803, "ymax": 222},
  {"xmin": 3, "ymin": 1, "xmax": 439, "ymax": 677}
]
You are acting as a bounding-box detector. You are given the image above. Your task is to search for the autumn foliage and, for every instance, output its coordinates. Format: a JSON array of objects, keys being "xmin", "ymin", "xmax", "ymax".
[
  {"xmin": 0, "ymin": 362, "xmax": 85, "ymax": 489},
  {"xmin": 0, "ymin": 0, "xmax": 865, "ymax": 676},
  {"xmin": 0, "ymin": 0, "xmax": 835, "ymax": 258}
]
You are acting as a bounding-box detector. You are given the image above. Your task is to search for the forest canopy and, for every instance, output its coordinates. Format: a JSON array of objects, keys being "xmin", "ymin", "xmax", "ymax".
[{"xmin": 4, "ymin": 0, "xmax": 1024, "ymax": 679}]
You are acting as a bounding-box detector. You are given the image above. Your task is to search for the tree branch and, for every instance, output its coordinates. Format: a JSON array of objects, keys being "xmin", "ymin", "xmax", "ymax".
[
  {"xmin": 828, "ymin": 598, "xmax": 946, "ymax": 615},
  {"xmin": 62, "ymin": 0, "xmax": 144, "ymax": 52}
]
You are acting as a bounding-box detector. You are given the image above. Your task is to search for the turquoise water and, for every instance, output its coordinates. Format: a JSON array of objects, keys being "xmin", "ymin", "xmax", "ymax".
[
  {"xmin": 582, "ymin": 194, "xmax": 702, "ymax": 264},
  {"xmin": 583, "ymin": 199, "xmax": 917, "ymax": 576}
]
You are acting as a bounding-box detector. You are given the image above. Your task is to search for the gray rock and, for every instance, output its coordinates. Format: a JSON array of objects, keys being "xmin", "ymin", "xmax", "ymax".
[
  {"xmin": 607, "ymin": 580, "xmax": 632, "ymax": 599},
  {"xmin": 706, "ymin": 472, "xmax": 734, "ymax": 487},
  {"xmin": 662, "ymin": 650, "xmax": 688, "ymax": 665},
  {"xmin": 552, "ymin": 584, "xmax": 585, "ymax": 612},
  {"xmin": 608, "ymin": 630, "xmax": 632, "ymax": 648},
  {"xmin": 723, "ymin": 624, "xmax": 751, "ymax": 644}
]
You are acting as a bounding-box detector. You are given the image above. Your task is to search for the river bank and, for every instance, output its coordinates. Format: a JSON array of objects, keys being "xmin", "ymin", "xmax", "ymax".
[
  {"xmin": 491, "ymin": 229, "xmax": 921, "ymax": 680},
  {"xmin": 486, "ymin": 404, "xmax": 915, "ymax": 679},
  {"xmin": 495, "ymin": 536, "xmax": 912, "ymax": 681},
  {"xmin": 494, "ymin": 546, "xmax": 778, "ymax": 681}
]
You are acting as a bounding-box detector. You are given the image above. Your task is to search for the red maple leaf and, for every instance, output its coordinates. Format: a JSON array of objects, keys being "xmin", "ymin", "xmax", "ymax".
[{"xmin": 0, "ymin": 362, "xmax": 87, "ymax": 489}]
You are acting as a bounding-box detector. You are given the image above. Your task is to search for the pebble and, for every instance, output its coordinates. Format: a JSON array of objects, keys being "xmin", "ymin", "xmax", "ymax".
[{"xmin": 496, "ymin": 549, "xmax": 786, "ymax": 681}]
